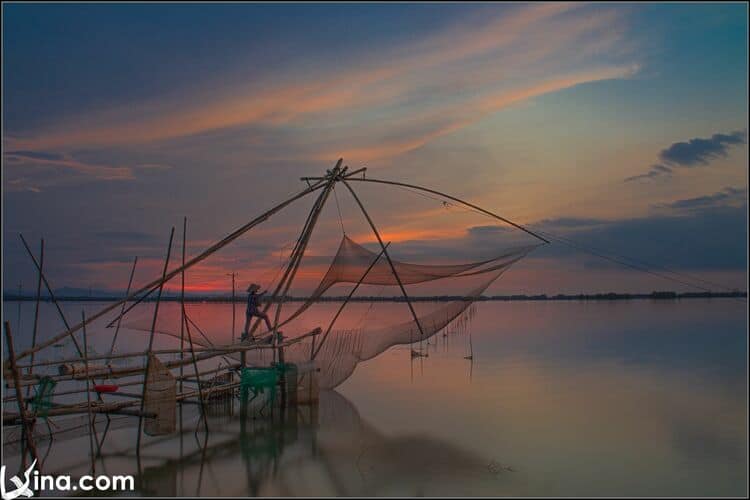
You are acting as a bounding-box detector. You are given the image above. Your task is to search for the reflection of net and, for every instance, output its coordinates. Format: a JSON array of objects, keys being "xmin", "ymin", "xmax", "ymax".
[{"xmin": 122, "ymin": 235, "xmax": 537, "ymax": 388}]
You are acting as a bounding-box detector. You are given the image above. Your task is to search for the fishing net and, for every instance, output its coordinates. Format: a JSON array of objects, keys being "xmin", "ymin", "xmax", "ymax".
[
  {"xmin": 244, "ymin": 264, "xmax": 513, "ymax": 388},
  {"xmin": 120, "ymin": 233, "xmax": 537, "ymax": 388}
]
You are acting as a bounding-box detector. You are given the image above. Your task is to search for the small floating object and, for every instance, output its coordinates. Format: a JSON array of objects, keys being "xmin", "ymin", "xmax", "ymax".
[
  {"xmin": 94, "ymin": 384, "xmax": 119, "ymax": 393},
  {"xmin": 411, "ymin": 349, "xmax": 428, "ymax": 358}
]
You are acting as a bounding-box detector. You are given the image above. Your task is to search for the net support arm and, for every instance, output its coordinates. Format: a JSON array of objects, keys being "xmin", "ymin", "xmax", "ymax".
[
  {"xmin": 344, "ymin": 177, "xmax": 549, "ymax": 244},
  {"xmin": 340, "ymin": 178, "xmax": 426, "ymax": 339}
]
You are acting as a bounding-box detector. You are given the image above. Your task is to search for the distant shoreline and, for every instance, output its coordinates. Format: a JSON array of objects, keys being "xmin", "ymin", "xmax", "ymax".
[{"xmin": 2, "ymin": 291, "xmax": 746, "ymax": 303}]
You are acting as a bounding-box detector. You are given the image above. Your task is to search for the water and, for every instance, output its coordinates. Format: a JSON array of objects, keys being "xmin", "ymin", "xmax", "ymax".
[{"xmin": 2, "ymin": 299, "xmax": 747, "ymax": 496}]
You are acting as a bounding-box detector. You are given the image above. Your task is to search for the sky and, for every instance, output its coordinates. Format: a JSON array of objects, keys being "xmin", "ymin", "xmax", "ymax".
[{"xmin": 2, "ymin": 2, "xmax": 748, "ymax": 296}]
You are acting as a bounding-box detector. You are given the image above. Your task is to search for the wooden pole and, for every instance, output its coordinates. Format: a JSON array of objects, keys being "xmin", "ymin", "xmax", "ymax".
[
  {"xmin": 18, "ymin": 234, "xmax": 84, "ymax": 357},
  {"xmin": 270, "ymin": 169, "xmax": 339, "ymax": 342},
  {"xmin": 340, "ymin": 179, "xmax": 426, "ymax": 339},
  {"xmin": 14, "ymin": 178, "xmax": 329, "ymax": 363},
  {"xmin": 10, "ymin": 329, "xmax": 320, "ymax": 387},
  {"xmin": 183, "ymin": 315, "xmax": 209, "ymax": 433},
  {"xmin": 4, "ymin": 321, "xmax": 40, "ymax": 467},
  {"xmin": 231, "ymin": 273, "xmax": 236, "ymax": 344},
  {"xmin": 250, "ymin": 160, "xmax": 343, "ymax": 339},
  {"xmin": 27, "ymin": 239, "xmax": 44, "ymax": 396},
  {"xmin": 107, "ymin": 256, "xmax": 138, "ymax": 363},
  {"xmin": 137, "ymin": 227, "xmax": 174, "ymax": 456},
  {"xmin": 180, "ymin": 218, "xmax": 186, "ymax": 395},
  {"xmin": 81, "ymin": 311, "xmax": 97, "ymax": 474}
]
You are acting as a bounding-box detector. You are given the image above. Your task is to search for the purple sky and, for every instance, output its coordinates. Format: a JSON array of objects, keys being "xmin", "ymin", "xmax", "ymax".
[{"xmin": 3, "ymin": 3, "xmax": 747, "ymax": 295}]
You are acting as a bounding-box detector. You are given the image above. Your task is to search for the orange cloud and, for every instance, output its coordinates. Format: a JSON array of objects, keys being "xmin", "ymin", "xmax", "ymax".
[{"xmin": 8, "ymin": 3, "xmax": 638, "ymax": 160}]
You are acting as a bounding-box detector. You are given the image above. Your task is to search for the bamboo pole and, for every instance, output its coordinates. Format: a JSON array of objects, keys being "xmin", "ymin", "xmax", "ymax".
[
  {"xmin": 179, "ymin": 217, "xmax": 187, "ymax": 447},
  {"xmin": 106, "ymin": 256, "xmax": 138, "ymax": 364},
  {"xmin": 183, "ymin": 308, "xmax": 209, "ymax": 433},
  {"xmin": 26, "ymin": 239, "xmax": 44, "ymax": 401},
  {"xmin": 312, "ymin": 242, "xmax": 389, "ymax": 360},
  {"xmin": 4, "ymin": 383, "xmax": 241, "ymax": 423},
  {"xmin": 19, "ymin": 234, "xmax": 84, "ymax": 357},
  {"xmin": 344, "ymin": 177, "xmax": 550, "ymax": 244},
  {"xmin": 227, "ymin": 272, "xmax": 236, "ymax": 344},
  {"xmin": 5, "ymin": 364, "xmax": 242, "ymax": 402},
  {"xmin": 13, "ymin": 178, "xmax": 328, "ymax": 363},
  {"xmin": 81, "ymin": 312, "xmax": 97, "ymax": 474},
  {"xmin": 137, "ymin": 227, "xmax": 174, "ymax": 455},
  {"xmin": 180, "ymin": 218, "xmax": 186, "ymax": 396},
  {"xmin": 270, "ymin": 167, "xmax": 340, "ymax": 344},
  {"xmin": 250, "ymin": 160, "xmax": 343, "ymax": 339},
  {"xmin": 4, "ymin": 321, "xmax": 40, "ymax": 467},
  {"xmin": 10, "ymin": 327, "xmax": 322, "ymax": 383},
  {"xmin": 340, "ymin": 179, "xmax": 426, "ymax": 339}
]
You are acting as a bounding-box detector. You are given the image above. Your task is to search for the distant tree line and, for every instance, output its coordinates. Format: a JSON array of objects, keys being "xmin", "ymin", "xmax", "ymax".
[{"xmin": 3, "ymin": 290, "xmax": 746, "ymax": 303}]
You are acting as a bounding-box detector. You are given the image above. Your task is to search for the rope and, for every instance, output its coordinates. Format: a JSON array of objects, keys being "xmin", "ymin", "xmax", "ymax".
[{"xmin": 371, "ymin": 180, "xmax": 739, "ymax": 294}]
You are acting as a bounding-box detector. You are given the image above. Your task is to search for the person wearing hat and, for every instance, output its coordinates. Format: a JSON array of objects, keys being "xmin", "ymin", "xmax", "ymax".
[{"xmin": 241, "ymin": 283, "xmax": 272, "ymax": 341}]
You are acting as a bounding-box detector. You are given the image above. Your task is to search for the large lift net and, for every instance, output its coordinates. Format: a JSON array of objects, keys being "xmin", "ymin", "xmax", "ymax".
[{"xmin": 123, "ymin": 233, "xmax": 539, "ymax": 388}]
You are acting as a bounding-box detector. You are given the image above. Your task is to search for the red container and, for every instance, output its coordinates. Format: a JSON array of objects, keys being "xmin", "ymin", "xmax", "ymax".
[{"xmin": 94, "ymin": 384, "xmax": 119, "ymax": 393}]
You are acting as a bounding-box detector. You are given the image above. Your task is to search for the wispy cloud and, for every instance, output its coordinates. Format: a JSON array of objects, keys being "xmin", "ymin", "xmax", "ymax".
[
  {"xmin": 3, "ymin": 150, "xmax": 173, "ymax": 191},
  {"xmin": 654, "ymin": 186, "xmax": 747, "ymax": 212},
  {"xmin": 5, "ymin": 150, "xmax": 135, "ymax": 180},
  {"xmin": 7, "ymin": 3, "xmax": 639, "ymax": 166}
]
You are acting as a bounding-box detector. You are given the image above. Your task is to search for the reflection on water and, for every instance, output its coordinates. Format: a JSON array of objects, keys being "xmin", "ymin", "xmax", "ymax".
[
  {"xmin": 134, "ymin": 391, "xmax": 502, "ymax": 497},
  {"xmin": 2, "ymin": 299, "xmax": 747, "ymax": 496}
]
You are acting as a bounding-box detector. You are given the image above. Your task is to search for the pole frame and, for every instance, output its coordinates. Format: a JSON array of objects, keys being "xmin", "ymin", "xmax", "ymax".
[
  {"xmin": 18, "ymin": 234, "xmax": 84, "ymax": 357},
  {"xmin": 13, "ymin": 178, "xmax": 328, "ymax": 363},
  {"xmin": 106, "ymin": 256, "xmax": 138, "ymax": 364},
  {"xmin": 4, "ymin": 321, "xmax": 40, "ymax": 468},
  {"xmin": 340, "ymin": 179, "xmax": 426, "ymax": 339},
  {"xmin": 248, "ymin": 160, "xmax": 344, "ymax": 339}
]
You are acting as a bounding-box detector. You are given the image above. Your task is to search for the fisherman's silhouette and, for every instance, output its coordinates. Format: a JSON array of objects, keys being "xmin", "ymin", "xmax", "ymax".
[{"xmin": 241, "ymin": 283, "xmax": 273, "ymax": 341}]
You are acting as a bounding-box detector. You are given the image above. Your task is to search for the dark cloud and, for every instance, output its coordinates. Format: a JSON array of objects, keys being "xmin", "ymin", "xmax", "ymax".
[
  {"xmin": 671, "ymin": 421, "xmax": 745, "ymax": 464},
  {"xmin": 530, "ymin": 200, "xmax": 747, "ymax": 270},
  {"xmin": 536, "ymin": 217, "xmax": 609, "ymax": 229},
  {"xmin": 655, "ymin": 187, "xmax": 747, "ymax": 212},
  {"xmin": 624, "ymin": 130, "xmax": 746, "ymax": 182},
  {"xmin": 624, "ymin": 163, "xmax": 672, "ymax": 183},
  {"xmin": 466, "ymin": 225, "xmax": 511, "ymax": 235},
  {"xmin": 660, "ymin": 130, "xmax": 746, "ymax": 167}
]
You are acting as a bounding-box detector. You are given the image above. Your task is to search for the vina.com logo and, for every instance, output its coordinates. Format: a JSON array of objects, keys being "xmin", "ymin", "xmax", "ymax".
[{"xmin": 1, "ymin": 460, "xmax": 134, "ymax": 499}]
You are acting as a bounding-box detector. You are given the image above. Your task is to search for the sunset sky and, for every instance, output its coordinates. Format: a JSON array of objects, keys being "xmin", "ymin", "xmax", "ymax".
[{"xmin": 3, "ymin": 3, "xmax": 747, "ymax": 296}]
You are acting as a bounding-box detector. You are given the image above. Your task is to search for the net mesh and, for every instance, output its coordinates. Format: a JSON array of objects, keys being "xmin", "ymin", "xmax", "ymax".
[{"xmin": 121, "ymin": 234, "xmax": 537, "ymax": 388}]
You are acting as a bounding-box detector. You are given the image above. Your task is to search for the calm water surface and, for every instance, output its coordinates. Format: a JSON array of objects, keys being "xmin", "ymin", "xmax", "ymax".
[{"xmin": 2, "ymin": 299, "xmax": 747, "ymax": 496}]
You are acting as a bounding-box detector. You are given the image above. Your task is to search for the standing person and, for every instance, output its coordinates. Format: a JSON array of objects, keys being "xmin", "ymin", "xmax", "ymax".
[{"xmin": 241, "ymin": 283, "xmax": 273, "ymax": 341}]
